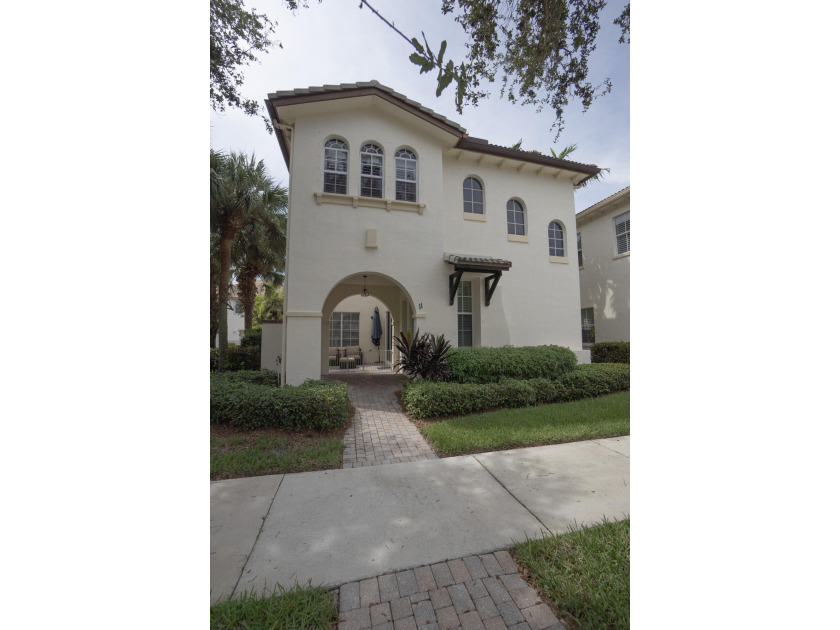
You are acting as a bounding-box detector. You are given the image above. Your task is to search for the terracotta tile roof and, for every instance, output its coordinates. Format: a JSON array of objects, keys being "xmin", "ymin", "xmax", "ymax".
[
  {"xmin": 444, "ymin": 254, "xmax": 512, "ymax": 269},
  {"xmin": 266, "ymin": 80, "xmax": 467, "ymax": 133}
]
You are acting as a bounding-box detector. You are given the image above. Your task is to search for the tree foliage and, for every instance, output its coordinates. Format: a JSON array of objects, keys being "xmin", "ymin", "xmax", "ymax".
[
  {"xmin": 210, "ymin": 149, "xmax": 287, "ymax": 368},
  {"xmin": 362, "ymin": 0, "xmax": 629, "ymax": 136}
]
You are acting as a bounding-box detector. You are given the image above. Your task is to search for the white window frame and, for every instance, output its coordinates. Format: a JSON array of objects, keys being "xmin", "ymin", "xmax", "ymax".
[
  {"xmin": 463, "ymin": 177, "xmax": 484, "ymax": 214},
  {"xmin": 329, "ymin": 312, "xmax": 360, "ymax": 347},
  {"xmin": 548, "ymin": 221, "xmax": 565, "ymax": 257},
  {"xmin": 323, "ymin": 138, "xmax": 349, "ymax": 194},
  {"xmin": 360, "ymin": 143, "xmax": 384, "ymax": 198},
  {"xmin": 614, "ymin": 211, "xmax": 630, "ymax": 255},
  {"xmin": 581, "ymin": 308, "xmax": 595, "ymax": 345},
  {"xmin": 506, "ymin": 199, "xmax": 526, "ymax": 235},
  {"xmin": 395, "ymin": 148, "xmax": 417, "ymax": 202},
  {"xmin": 457, "ymin": 282, "xmax": 473, "ymax": 347},
  {"xmin": 577, "ymin": 232, "xmax": 583, "ymax": 267}
]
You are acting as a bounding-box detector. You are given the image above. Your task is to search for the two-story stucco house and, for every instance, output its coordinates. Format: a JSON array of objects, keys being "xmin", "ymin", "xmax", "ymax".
[
  {"xmin": 576, "ymin": 187, "xmax": 630, "ymax": 345},
  {"xmin": 264, "ymin": 81, "xmax": 602, "ymax": 385}
]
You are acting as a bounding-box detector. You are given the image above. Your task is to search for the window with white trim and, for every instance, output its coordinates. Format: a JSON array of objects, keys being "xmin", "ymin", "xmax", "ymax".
[
  {"xmin": 395, "ymin": 149, "xmax": 417, "ymax": 202},
  {"xmin": 548, "ymin": 221, "xmax": 565, "ymax": 257},
  {"xmin": 360, "ymin": 143, "xmax": 384, "ymax": 198},
  {"xmin": 329, "ymin": 312, "xmax": 360, "ymax": 347},
  {"xmin": 457, "ymin": 282, "xmax": 473, "ymax": 347},
  {"xmin": 581, "ymin": 308, "xmax": 595, "ymax": 344},
  {"xmin": 463, "ymin": 177, "xmax": 484, "ymax": 214},
  {"xmin": 506, "ymin": 199, "xmax": 526, "ymax": 235},
  {"xmin": 323, "ymin": 139, "xmax": 348, "ymax": 194},
  {"xmin": 577, "ymin": 232, "xmax": 583, "ymax": 267},
  {"xmin": 614, "ymin": 211, "xmax": 630, "ymax": 254}
]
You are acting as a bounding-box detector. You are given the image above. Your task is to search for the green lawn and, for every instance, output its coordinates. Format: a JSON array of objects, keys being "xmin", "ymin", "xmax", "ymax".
[
  {"xmin": 514, "ymin": 518, "xmax": 630, "ymax": 630},
  {"xmin": 419, "ymin": 391, "xmax": 629, "ymax": 456},
  {"xmin": 211, "ymin": 584, "xmax": 336, "ymax": 629},
  {"xmin": 211, "ymin": 426, "xmax": 344, "ymax": 480}
]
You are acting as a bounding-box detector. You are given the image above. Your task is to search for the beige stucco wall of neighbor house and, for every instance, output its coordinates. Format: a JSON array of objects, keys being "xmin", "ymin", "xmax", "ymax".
[
  {"xmin": 215, "ymin": 300, "xmax": 245, "ymax": 347},
  {"xmin": 577, "ymin": 191, "xmax": 630, "ymax": 343},
  {"xmin": 260, "ymin": 321, "xmax": 284, "ymax": 371},
  {"xmin": 275, "ymin": 94, "xmax": 587, "ymax": 385}
]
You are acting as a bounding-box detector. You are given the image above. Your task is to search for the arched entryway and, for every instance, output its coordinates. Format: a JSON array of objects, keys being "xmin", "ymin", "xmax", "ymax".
[{"xmin": 320, "ymin": 272, "xmax": 417, "ymax": 376}]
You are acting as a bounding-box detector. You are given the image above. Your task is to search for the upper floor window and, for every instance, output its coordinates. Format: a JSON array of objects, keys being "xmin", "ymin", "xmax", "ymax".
[
  {"xmin": 506, "ymin": 199, "xmax": 526, "ymax": 235},
  {"xmin": 614, "ymin": 211, "xmax": 630, "ymax": 254},
  {"xmin": 323, "ymin": 138, "xmax": 348, "ymax": 194},
  {"xmin": 577, "ymin": 232, "xmax": 583, "ymax": 267},
  {"xmin": 548, "ymin": 221, "xmax": 565, "ymax": 257},
  {"xmin": 360, "ymin": 143, "xmax": 384, "ymax": 198},
  {"xmin": 395, "ymin": 149, "xmax": 417, "ymax": 202},
  {"xmin": 463, "ymin": 177, "xmax": 484, "ymax": 214}
]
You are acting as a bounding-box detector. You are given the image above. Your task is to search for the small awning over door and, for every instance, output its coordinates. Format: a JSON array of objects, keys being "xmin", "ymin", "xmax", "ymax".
[{"xmin": 444, "ymin": 253, "xmax": 512, "ymax": 307}]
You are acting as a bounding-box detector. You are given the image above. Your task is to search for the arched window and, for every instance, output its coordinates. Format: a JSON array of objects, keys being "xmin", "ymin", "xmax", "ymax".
[
  {"xmin": 506, "ymin": 199, "xmax": 526, "ymax": 235},
  {"xmin": 395, "ymin": 149, "xmax": 417, "ymax": 202},
  {"xmin": 323, "ymin": 138, "xmax": 348, "ymax": 194},
  {"xmin": 548, "ymin": 221, "xmax": 565, "ymax": 257},
  {"xmin": 463, "ymin": 177, "xmax": 484, "ymax": 214},
  {"xmin": 360, "ymin": 143, "xmax": 384, "ymax": 198}
]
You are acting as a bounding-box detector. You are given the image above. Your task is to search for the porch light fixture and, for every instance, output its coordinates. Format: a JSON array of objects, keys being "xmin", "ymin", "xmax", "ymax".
[{"xmin": 361, "ymin": 275, "xmax": 370, "ymax": 297}]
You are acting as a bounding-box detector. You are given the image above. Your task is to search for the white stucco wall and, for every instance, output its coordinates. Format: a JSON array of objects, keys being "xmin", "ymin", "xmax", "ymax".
[
  {"xmin": 215, "ymin": 300, "xmax": 245, "ymax": 347},
  {"xmin": 277, "ymin": 97, "xmax": 585, "ymax": 384},
  {"xmin": 577, "ymin": 195, "xmax": 630, "ymax": 343},
  {"xmin": 260, "ymin": 321, "xmax": 284, "ymax": 371}
]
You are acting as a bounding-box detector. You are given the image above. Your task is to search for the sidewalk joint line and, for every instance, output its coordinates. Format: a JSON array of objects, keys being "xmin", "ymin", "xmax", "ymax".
[
  {"xmin": 471, "ymin": 455, "xmax": 555, "ymax": 536},
  {"xmin": 590, "ymin": 437, "xmax": 629, "ymax": 458},
  {"xmin": 231, "ymin": 475, "xmax": 285, "ymax": 599}
]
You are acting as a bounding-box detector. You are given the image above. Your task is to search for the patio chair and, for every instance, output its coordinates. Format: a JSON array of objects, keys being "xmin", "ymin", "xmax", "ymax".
[
  {"xmin": 345, "ymin": 346, "xmax": 363, "ymax": 366},
  {"xmin": 328, "ymin": 347, "xmax": 340, "ymax": 367}
]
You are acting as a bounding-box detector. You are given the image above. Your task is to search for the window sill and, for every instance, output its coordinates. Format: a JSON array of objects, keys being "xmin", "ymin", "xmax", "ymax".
[
  {"xmin": 314, "ymin": 192, "xmax": 425, "ymax": 215},
  {"xmin": 612, "ymin": 252, "xmax": 630, "ymax": 260},
  {"xmin": 507, "ymin": 234, "xmax": 529, "ymax": 243},
  {"xmin": 463, "ymin": 212, "xmax": 487, "ymax": 222},
  {"xmin": 549, "ymin": 256, "xmax": 569, "ymax": 264}
]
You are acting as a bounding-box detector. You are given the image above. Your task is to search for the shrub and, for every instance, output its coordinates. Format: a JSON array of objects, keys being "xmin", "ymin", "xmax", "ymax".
[
  {"xmin": 403, "ymin": 363, "xmax": 629, "ymax": 418},
  {"xmin": 213, "ymin": 369, "xmax": 278, "ymax": 386},
  {"xmin": 239, "ymin": 328, "xmax": 262, "ymax": 347},
  {"xmin": 446, "ymin": 345, "xmax": 577, "ymax": 384},
  {"xmin": 210, "ymin": 377, "xmax": 350, "ymax": 430},
  {"xmin": 210, "ymin": 344, "xmax": 261, "ymax": 372},
  {"xmin": 394, "ymin": 330, "xmax": 453, "ymax": 381},
  {"xmin": 591, "ymin": 342, "xmax": 630, "ymax": 364}
]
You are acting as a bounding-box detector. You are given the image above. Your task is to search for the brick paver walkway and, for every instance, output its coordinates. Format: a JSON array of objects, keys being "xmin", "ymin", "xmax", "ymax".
[
  {"xmin": 334, "ymin": 550, "xmax": 565, "ymax": 630},
  {"xmin": 326, "ymin": 371, "xmax": 439, "ymax": 468}
]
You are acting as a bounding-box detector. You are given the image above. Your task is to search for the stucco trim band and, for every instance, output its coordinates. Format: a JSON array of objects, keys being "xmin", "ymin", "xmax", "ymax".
[
  {"xmin": 284, "ymin": 311, "xmax": 323, "ymax": 317},
  {"xmin": 314, "ymin": 192, "xmax": 426, "ymax": 215}
]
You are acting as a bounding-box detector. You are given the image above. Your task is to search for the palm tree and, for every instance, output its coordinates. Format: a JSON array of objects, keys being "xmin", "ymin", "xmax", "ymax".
[
  {"xmin": 232, "ymin": 208, "xmax": 287, "ymax": 330},
  {"xmin": 255, "ymin": 283, "xmax": 284, "ymax": 321},
  {"xmin": 210, "ymin": 149, "xmax": 287, "ymax": 369}
]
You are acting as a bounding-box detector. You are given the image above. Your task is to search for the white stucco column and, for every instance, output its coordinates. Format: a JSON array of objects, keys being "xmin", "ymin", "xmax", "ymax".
[{"xmin": 284, "ymin": 312, "xmax": 323, "ymax": 385}]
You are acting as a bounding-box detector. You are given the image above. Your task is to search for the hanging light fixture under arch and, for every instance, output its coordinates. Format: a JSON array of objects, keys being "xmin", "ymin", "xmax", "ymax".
[{"xmin": 361, "ymin": 275, "xmax": 370, "ymax": 297}]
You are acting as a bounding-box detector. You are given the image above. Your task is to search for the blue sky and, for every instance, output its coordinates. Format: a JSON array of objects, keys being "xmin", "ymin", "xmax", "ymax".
[{"xmin": 209, "ymin": 0, "xmax": 630, "ymax": 212}]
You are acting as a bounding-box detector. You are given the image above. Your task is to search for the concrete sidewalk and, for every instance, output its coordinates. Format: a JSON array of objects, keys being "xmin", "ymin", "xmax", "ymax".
[{"xmin": 210, "ymin": 437, "xmax": 629, "ymax": 604}]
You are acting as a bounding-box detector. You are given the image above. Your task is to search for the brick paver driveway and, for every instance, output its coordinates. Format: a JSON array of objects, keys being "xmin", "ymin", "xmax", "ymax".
[{"xmin": 326, "ymin": 370, "xmax": 438, "ymax": 468}]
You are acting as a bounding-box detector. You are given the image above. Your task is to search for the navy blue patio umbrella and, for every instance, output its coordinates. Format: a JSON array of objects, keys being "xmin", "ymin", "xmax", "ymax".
[{"xmin": 371, "ymin": 306, "xmax": 383, "ymax": 362}]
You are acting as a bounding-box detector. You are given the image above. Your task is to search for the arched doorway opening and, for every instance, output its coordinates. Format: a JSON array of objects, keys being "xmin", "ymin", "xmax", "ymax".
[{"xmin": 320, "ymin": 272, "xmax": 417, "ymax": 376}]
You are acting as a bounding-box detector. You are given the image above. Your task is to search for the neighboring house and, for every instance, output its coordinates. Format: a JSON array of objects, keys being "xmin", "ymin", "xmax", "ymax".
[
  {"xmin": 265, "ymin": 81, "xmax": 601, "ymax": 385},
  {"xmin": 215, "ymin": 286, "xmax": 245, "ymax": 347},
  {"xmin": 576, "ymin": 187, "xmax": 630, "ymax": 345}
]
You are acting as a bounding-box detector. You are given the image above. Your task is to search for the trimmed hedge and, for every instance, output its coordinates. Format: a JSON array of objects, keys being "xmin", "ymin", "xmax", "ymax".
[
  {"xmin": 403, "ymin": 363, "xmax": 630, "ymax": 419},
  {"xmin": 591, "ymin": 342, "xmax": 630, "ymax": 364},
  {"xmin": 213, "ymin": 369, "xmax": 278, "ymax": 386},
  {"xmin": 210, "ymin": 377, "xmax": 350, "ymax": 430},
  {"xmin": 446, "ymin": 345, "xmax": 578, "ymax": 384},
  {"xmin": 211, "ymin": 345, "xmax": 261, "ymax": 372}
]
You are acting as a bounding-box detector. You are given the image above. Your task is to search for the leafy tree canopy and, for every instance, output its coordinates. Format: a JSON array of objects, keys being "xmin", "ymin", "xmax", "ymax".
[{"xmin": 210, "ymin": 0, "xmax": 308, "ymax": 127}]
